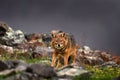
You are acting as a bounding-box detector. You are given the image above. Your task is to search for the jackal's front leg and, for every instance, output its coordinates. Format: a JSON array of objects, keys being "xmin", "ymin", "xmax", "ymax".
[
  {"xmin": 64, "ymin": 53, "xmax": 69, "ymax": 66},
  {"xmin": 51, "ymin": 52, "xmax": 57, "ymax": 67}
]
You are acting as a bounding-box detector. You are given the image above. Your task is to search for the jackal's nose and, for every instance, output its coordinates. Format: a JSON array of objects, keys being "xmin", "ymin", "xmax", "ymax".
[{"xmin": 57, "ymin": 44, "xmax": 60, "ymax": 47}]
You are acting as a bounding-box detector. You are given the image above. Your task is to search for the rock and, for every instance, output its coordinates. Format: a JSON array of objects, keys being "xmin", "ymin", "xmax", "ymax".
[
  {"xmin": 83, "ymin": 46, "xmax": 93, "ymax": 55},
  {"xmin": 18, "ymin": 72, "xmax": 34, "ymax": 80},
  {"xmin": 93, "ymin": 50, "xmax": 101, "ymax": 56},
  {"xmin": 0, "ymin": 22, "xmax": 26, "ymax": 46},
  {"xmin": 41, "ymin": 33, "xmax": 52, "ymax": 47},
  {"xmin": 4, "ymin": 60, "xmax": 28, "ymax": 69},
  {"xmin": 0, "ymin": 60, "xmax": 28, "ymax": 77},
  {"xmin": 0, "ymin": 45, "xmax": 13, "ymax": 54},
  {"xmin": 0, "ymin": 60, "xmax": 9, "ymax": 71},
  {"xmin": 76, "ymin": 46, "xmax": 116, "ymax": 65},
  {"xmin": 96, "ymin": 61, "xmax": 120, "ymax": 68},
  {"xmin": 0, "ymin": 60, "xmax": 89, "ymax": 80},
  {"xmin": 15, "ymin": 65, "xmax": 28, "ymax": 73},
  {"xmin": 26, "ymin": 63, "xmax": 57, "ymax": 78},
  {"xmin": 28, "ymin": 41, "xmax": 45, "ymax": 50},
  {"xmin": 0, "ymin": 21, "xmax": 9, "ymax": 36},
  {"xmin": 100, "ymin": 51, "xmax": 112, "ymax": 62},
  {"xmin": 2, "ymin": 60, "xmax": 28, "ymax": 73},
  {"xmin": 0, "ymin": 22, "xmax": 12, "ymax": 45},
  {"xmin": 32, "ymin": 46, "xmax": 53, "ymax": 58},
  {"xmin": 16, "ymin": 43, "xmax": 30, "ymax": 53},
  {"xmin": 0, "ymin": 69, "xmax": 15, "ymax": 76},
  {"xmin": 6, "ymin": 71, "xmax": 56, "ymax": 80},
  {"xmin": 56, "ymin": 65, "xmax": 90, "ymax": 78},
  {"xmin": 3, "ymin": 72, "xmax": 31, "ymax": 80},
  {"xmin": 0, "ymin": 47, "xmax": 7, "ymax": 55},
  {"xmin": 112, "ymin": 55, "xmax": 120, "ymax": 64},
  {"xmin": 84, "ymin": 56, "xmax": 103, "ymax": 65},
  {"xmin": 12, "ymin": 30, "xmax": 26, "ymax": 45},
  {"xmin": 25, "ymin": 33, "xmax": 42, "ymax": 43}
]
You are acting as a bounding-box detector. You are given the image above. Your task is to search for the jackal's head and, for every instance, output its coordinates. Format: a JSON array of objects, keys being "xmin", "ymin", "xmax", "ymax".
[{"xmin": 51, "ymin": 30, "xmax": 68, "ymax": 50}]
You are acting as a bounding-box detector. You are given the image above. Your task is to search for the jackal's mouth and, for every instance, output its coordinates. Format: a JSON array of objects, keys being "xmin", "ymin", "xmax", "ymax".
[{"xmin": 54, "ymin": 45, "xmax": 64, "ymax": 50}]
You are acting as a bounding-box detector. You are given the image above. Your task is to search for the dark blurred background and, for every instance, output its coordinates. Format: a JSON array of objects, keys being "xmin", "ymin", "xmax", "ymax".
[{"xmin": 0, "ymin": 0, "xmax": 120, "ymax": 55}]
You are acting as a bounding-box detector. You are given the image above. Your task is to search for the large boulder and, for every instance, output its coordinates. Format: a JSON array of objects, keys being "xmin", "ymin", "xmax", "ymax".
[
  {"xmin": 32, "ymin": 46, "xmax": 53, "ymax": 58},
  {"xmin": 2, "ymin": 30, "xmax": 26, "ymax": 46},
  {"xmin": 0, "ymin": 22, "xmax": 9, "ymax": 36},
  {"xmin": 0, "ymin": 22, "xmax": 26, "ymax": 46},
  {"xmin": 26, "ymin": 63, "xmax": 57, "ymax": 78}
]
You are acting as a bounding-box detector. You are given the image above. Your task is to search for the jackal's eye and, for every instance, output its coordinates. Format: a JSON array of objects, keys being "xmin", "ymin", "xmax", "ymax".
[
  {"xmin": 54, "ymin": 41, "xmax": 58, "ymax": 44},
  {"xmin": 60, "ymin": 39, "xmax": 65, "ymax": 42},
  {"xmin": 60, "ymin": 40, "xmax": 63, "ymax": 43}
]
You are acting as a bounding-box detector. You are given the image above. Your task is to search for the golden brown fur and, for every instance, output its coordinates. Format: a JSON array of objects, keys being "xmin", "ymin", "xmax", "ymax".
[{"xmin": 51, "ymin": 30, "xmax": 77, "ymax": 67}]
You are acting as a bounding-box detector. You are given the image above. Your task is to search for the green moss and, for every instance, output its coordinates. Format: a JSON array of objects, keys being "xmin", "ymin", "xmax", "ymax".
[{"xmin": 73, "ymin": 65, "xmax": 120, "ymax": 80}]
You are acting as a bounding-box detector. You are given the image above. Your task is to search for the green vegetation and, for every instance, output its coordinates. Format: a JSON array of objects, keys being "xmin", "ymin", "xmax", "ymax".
[
  {"xmin": 73, "ymin": 64, "xmax": 120, "ymax": 80},
  {"xmin": 0, "ymin": 52, "xmax": 51, "ymax": 65}
]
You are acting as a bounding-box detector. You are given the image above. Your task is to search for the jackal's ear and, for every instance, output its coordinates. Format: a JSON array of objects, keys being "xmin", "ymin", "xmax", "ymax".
[
  {"xmin": 51, "ymin": 31, "xmax": 56, "ymax": 38},
  {"xmin": 51, "ymin": 33, "xmax": 56, "ymax": 38},
  {"xmin": 60, "ymin": 32, "xmax": 66, "ymax": 37}
]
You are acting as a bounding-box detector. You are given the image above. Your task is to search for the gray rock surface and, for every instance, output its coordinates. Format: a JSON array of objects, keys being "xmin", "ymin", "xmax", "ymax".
[
  {"xmin": 26, "ymin": 63, "xmax": 57, "ymax": 78},
  {"xmin": 0, "ymin": 60, "xmax": 91, "ymax": 80},
  {"xmin": 32, "ymin": 46, "xmax": 53, "ymax": 58},
  {"xmin": 0, "ymin": 21, "xmax": 9, "ymax": 36},
  {"xmin": 4, "ymin": 60, "xmax": 28, "ymax": 69},
  {"xmin": 57, "ymin": 65, "xmax": 89, "ymax": 77},
  {"xmin": 0, "ymin": 22, "xmax": 26, "ymax": 46},
  {"xmin": 2, "ymin": 30, "xmax": 26, "ymax": 46},
  {"xmin": 96, "ymin": 61, "xmax": 120, "ymax": 68},
  {"xmin": 0, "ymin": 60, "xmax": 9, "ymax": 71}
]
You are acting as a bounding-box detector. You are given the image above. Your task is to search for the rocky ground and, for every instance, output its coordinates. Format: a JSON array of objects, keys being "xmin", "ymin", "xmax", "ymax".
[
  {"xmin": 0, "ymin": 21, "xmax": 120, "ymax": 80},
  {"xmin": 0, "ymin": 60, "xmax": 92, "ymax": 80}
]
